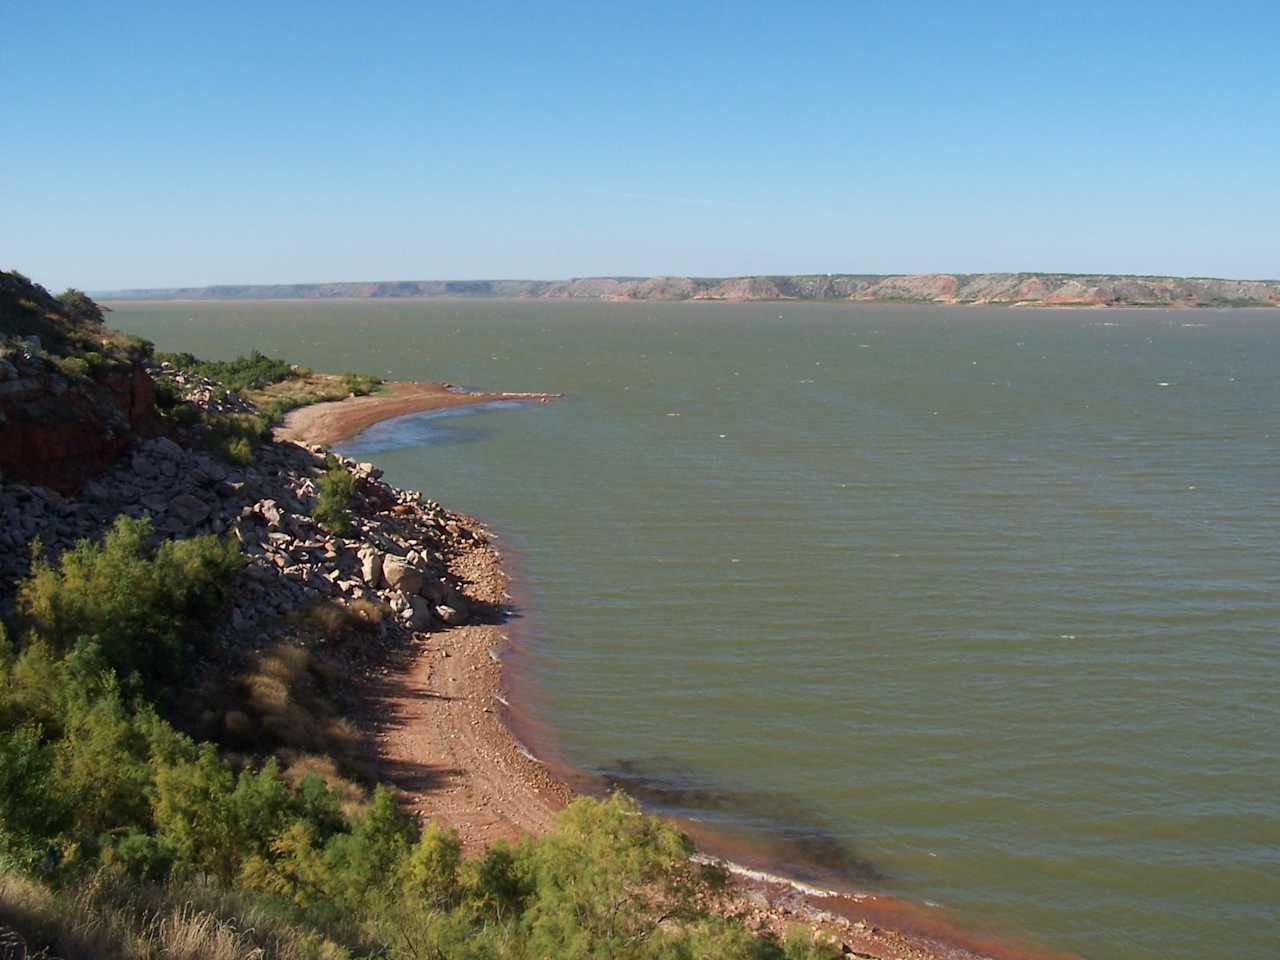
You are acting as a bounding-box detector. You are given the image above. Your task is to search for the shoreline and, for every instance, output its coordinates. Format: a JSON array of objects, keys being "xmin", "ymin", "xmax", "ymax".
[
  {"xmin": 274, "ymin": 380, "xmax": 561, "ymax": 446},
  {"xmin": 319, "ymin": 391, "xmax": 1075, "ymax": 960}
]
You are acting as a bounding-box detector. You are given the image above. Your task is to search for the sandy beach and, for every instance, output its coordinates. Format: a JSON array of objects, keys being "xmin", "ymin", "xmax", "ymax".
[{"xmin": 275, "ymin": 380, "xmax": 561, "ymax": 447}]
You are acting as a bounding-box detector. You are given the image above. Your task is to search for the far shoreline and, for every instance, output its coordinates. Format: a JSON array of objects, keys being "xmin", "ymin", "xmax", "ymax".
[{"xmin": 103, "ymin": 295, "xmax": 1280, "ymax": 310}]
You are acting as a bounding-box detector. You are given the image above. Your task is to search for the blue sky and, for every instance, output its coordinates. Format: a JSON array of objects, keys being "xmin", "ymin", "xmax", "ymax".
[{"xmin": 3, "ymin": 1, "xmax": 1277, "ymax": 289}]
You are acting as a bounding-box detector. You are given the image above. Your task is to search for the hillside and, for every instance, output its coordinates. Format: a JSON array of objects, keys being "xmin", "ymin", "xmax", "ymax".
[{"xmin": 98, "ymin": 272, "xmax": 1280, "ymax": 307}]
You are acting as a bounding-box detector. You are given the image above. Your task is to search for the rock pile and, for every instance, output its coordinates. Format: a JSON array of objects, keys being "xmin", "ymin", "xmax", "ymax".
[
  {"xmin": 0, "ymin": 432, "xmax": 482, "ymax": 645},
  {"xmin": 151, "ymin": 360, "xmax": 257, "ymax": 415}
]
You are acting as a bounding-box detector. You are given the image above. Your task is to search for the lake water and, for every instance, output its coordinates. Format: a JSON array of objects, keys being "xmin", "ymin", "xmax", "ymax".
[{"xmin": 113, "ymin": 300, "xmax": 1280, "ymax": 960}]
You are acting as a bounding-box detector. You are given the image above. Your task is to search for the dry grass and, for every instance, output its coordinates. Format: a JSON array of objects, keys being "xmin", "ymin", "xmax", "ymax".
[
  {"xmin": 192, "ymin": 635, "xmax": 378, "ymax": 793},
  {"xmin": 0, "ymin": 873, "xmax": 352, "ymax": 960},
  {"xmin": 245, "ymin": 372, "xmax": 382, "ymax": 412},
  {"xmin": 301, "ymin": 599, "xmax": 385, "ymax": 645}
]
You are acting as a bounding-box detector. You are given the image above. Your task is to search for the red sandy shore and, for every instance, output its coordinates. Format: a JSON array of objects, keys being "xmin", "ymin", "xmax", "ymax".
[{"xmin": 274, "ymin": 380, "xmax": 560, "ymax": 447}]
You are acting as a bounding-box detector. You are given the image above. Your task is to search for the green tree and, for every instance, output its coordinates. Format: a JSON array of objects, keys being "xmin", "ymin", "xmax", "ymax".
[
  {"xmin": 56, "ymin": 288, "xmax": 105, "ymax": 326},
  {"xmin": 17, "ymin": 516, "xmax": 242, "ymax": 687},
  {"xmin": 313, "ymin": 456, "xmax": 357, "ymax": 536}
]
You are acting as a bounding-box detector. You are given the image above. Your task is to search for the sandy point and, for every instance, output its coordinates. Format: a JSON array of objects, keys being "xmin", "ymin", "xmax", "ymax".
[{"xmin": 276, "ymin": 381, "xmax": 562, "ymax": 447}]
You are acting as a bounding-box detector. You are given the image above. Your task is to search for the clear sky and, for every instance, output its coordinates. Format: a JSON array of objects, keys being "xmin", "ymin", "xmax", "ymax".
[{"xmin": 3, "ymin": 1, "xmax": 1277, "ymax": 290}]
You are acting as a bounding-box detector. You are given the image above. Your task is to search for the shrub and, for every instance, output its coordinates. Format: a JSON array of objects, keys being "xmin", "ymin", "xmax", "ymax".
[
  {"xmin": 0, "ymin": 725, "xmax": 65, "ymax": 871},
  {"xmin": 17, "ymin": 515, "xmax": 243, "ymax": 688},
  {"xmin": 158, "ymin": 350, "xmax": 299, "ymax": 392},
  {"xmin": 313, "ymin": 457, "xmax": 356, "ymax": 536},
  {"xmin": 339, "ymin": 372, "xmax": 380, "ymax": 397},
  {"xmin": 54, "ymin": 355, "xmax": 91, "ymax": 379},
  {"xmin": 56, "ymin": 289, "xmax": 105, "ymax": 326},
  {"xmin": 153, "ymin": 379, "xmax": 181, "ymax": 412},
  {"xmin": 398, "ymin": 821, "xmax": 462, "ymax": 908},
  {"xmin": 198, "ymin": 412, "xmax": 268, "ymax": 465}
]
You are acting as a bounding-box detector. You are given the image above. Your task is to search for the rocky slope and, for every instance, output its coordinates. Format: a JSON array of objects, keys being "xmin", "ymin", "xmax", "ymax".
[
  {"xmin": 100, "ymin": 272, "xmax": 1280, "ymax": 307},
  {"xmin": 0, "ymin": 424, "xmax": 484, "ymax": 644}
]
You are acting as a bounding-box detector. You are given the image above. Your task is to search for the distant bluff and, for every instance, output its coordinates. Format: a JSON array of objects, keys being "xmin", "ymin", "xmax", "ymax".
[{"xmin": 98, "ymin": 272, "xmax": 1280, "ymax": 307}]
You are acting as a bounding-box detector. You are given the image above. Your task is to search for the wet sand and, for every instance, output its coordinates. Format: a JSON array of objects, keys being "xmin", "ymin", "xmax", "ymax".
[{"xmin": 275, "ymin": 380, "xmax": 560, "ymax": 447}]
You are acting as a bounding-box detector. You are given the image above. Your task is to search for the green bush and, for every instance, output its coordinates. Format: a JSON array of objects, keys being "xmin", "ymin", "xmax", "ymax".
[
  {"xmin": 313, "ymin": 457, "xmax": 356, "ymax": 536},
  {"xmin": 54, "ymin": 355, "xmax": 91, "ymax": 380},
  {"xmin": 56, "ymin": 289, "xmax": 105, "ymax": 326},
  {"xmin": 198, "ymin": 412, "xmax": 269, "ymax": 465},
  {"xmin": 153, "ymin": 379, "xmax": 181, "ymax": 412},
  {"xmin": 157, "ymin": 350, "xmax": 299, "ymax": 392},
  {"xmin": 339, "ymin": 372, "xmax": 380, "ymax": 397},
  {"xmin": 17, "ymin": 516, "xmax": 243, "ymax": 687}
]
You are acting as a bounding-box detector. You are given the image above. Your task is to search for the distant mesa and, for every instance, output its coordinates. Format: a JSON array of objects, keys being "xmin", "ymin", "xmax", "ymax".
[{"xmin": 96, "ymin": 272, "xmax": 1280, "ymax": 308}]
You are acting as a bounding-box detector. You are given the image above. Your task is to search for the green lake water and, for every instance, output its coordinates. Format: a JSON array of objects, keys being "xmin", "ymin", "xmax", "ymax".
[{"xmin": 113, "ymin": 300, "xmax": 1280, "ymax": 960}]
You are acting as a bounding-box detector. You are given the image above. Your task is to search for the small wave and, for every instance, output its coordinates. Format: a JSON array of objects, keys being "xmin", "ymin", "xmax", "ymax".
[
  {"xmin": 690, "ymin": 854, "xmax": 854, "ymax": 900},
  {"xmin": 514, "ymin": 740, "xmax": 542, "ymax": 764}
]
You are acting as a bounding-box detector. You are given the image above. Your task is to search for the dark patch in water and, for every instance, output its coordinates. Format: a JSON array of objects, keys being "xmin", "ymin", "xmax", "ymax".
[
  {"xmin": 595, "ymin": 759, "xmax": 885, "ymax": 886},
  {"xmin": 335, "ymin": 400, "xmax": 530, "ymax": 456}
]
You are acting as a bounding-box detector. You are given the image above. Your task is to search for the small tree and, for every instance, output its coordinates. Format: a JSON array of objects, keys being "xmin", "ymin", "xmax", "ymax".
[
  {"xmin": 56, "ymin": 288, "xmax": 105, "ymax": 326},
  {"xmin": 313, "ymin": 456, "xmax": 356, "ymax": 536}
]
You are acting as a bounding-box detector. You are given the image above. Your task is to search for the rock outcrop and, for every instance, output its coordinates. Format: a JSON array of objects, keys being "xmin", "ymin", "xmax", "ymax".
[
  {"xmin": 1, "ymin": 271, "xmax": 159, "ymax": 492},
  {"xmin": 0, "ymin": 334, "xmax": 156, "ymax": 494}
]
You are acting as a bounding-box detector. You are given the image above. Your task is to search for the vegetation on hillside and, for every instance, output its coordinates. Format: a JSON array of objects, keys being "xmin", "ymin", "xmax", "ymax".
[
  {"xmin": 0, "ymin": 517, "xmax": 837, "ymax": 959},
  {"xmin": 313, "ymin": 454, "xmax": 357, "ymax": 535},
  {"xmin": 156, "ymin": 350, "xmax": 301, "ymax": 393},
  {"xmin": 1, "ymin": 271, "xmax": 149, "ymax": 374},
  {"xmin": 155, "ymin": 350, "xmax": 384, "ymax": 466}
]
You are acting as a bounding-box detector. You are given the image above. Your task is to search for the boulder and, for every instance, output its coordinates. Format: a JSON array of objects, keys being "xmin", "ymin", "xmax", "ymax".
[
  {"xmin": 382, "ymin": 555, "xmax": 425, "ymax": 596},
  {"xmin": 360, "ymin": 550, "xmax": 384, "ymax": 589},
  {"xmin": 407, "ymin": 595, "xmax": 433, "ymax": 631},
  {"xmin": 257, "ymin": 499, "xmax": 283, "ymax": 528},
  {"xmin": 169, "ymin": 493, "xmax": 211, "ymax": 527},
  {"xmin": 434, "ymin": 603, "xmax": 467, "ymax": 626},
  {"xmin": 420, "ymin": 574, "xmax": 448, "ymax": 604},
  {"xmin": 148, "ymin": 436, "xmax": 184, "ymax": 459},
  {"xmin": 140, "ymin": 492, "xmax": 169, "ymax": 514}
]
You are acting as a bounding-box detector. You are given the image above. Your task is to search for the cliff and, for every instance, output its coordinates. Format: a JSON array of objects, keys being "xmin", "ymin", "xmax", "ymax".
[
  {"xmin": 0, "ymin": 271, "xmax": 157, "ymax": 492},
  {"xmin": 98, "ymin": 272, "xmax": 1280, "ymax": 307}
]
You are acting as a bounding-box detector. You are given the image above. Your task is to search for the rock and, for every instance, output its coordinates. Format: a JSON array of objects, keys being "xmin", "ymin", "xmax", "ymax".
[
  {"xmin": 169, "ymin": 493, "xmax": 211, "ymax": 527},
  {"xmin": 360, "ymin": 550, "xmax": 384, "ymax": 589},
  {"xmin": 257, "ymin": 499, "xmax": 283, "ymax": 528},
  {"xmin": 382, "ymin": 555, "xmax": 425, "ymax": 596},
  {"xmin": 407, "ymin": 595, "xmax": 433, "ymax": 630},
  {"xmin": 420, "ymin": 574, "xmax": 448, "ymax": 604},
  {"xmin": 131, "ymin": 453, "xmax": 158, "ymax": 478},
  {"xmin": 140, "ymin": 492, "xmax": 169, "ymax": 514},
  {"xmin": 148, "ymin": 436, "xmax": 183, "ymax": 459},
  {"xmin": 434, "ymin": 603, "xmax": 467, "ymax": 626}
]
